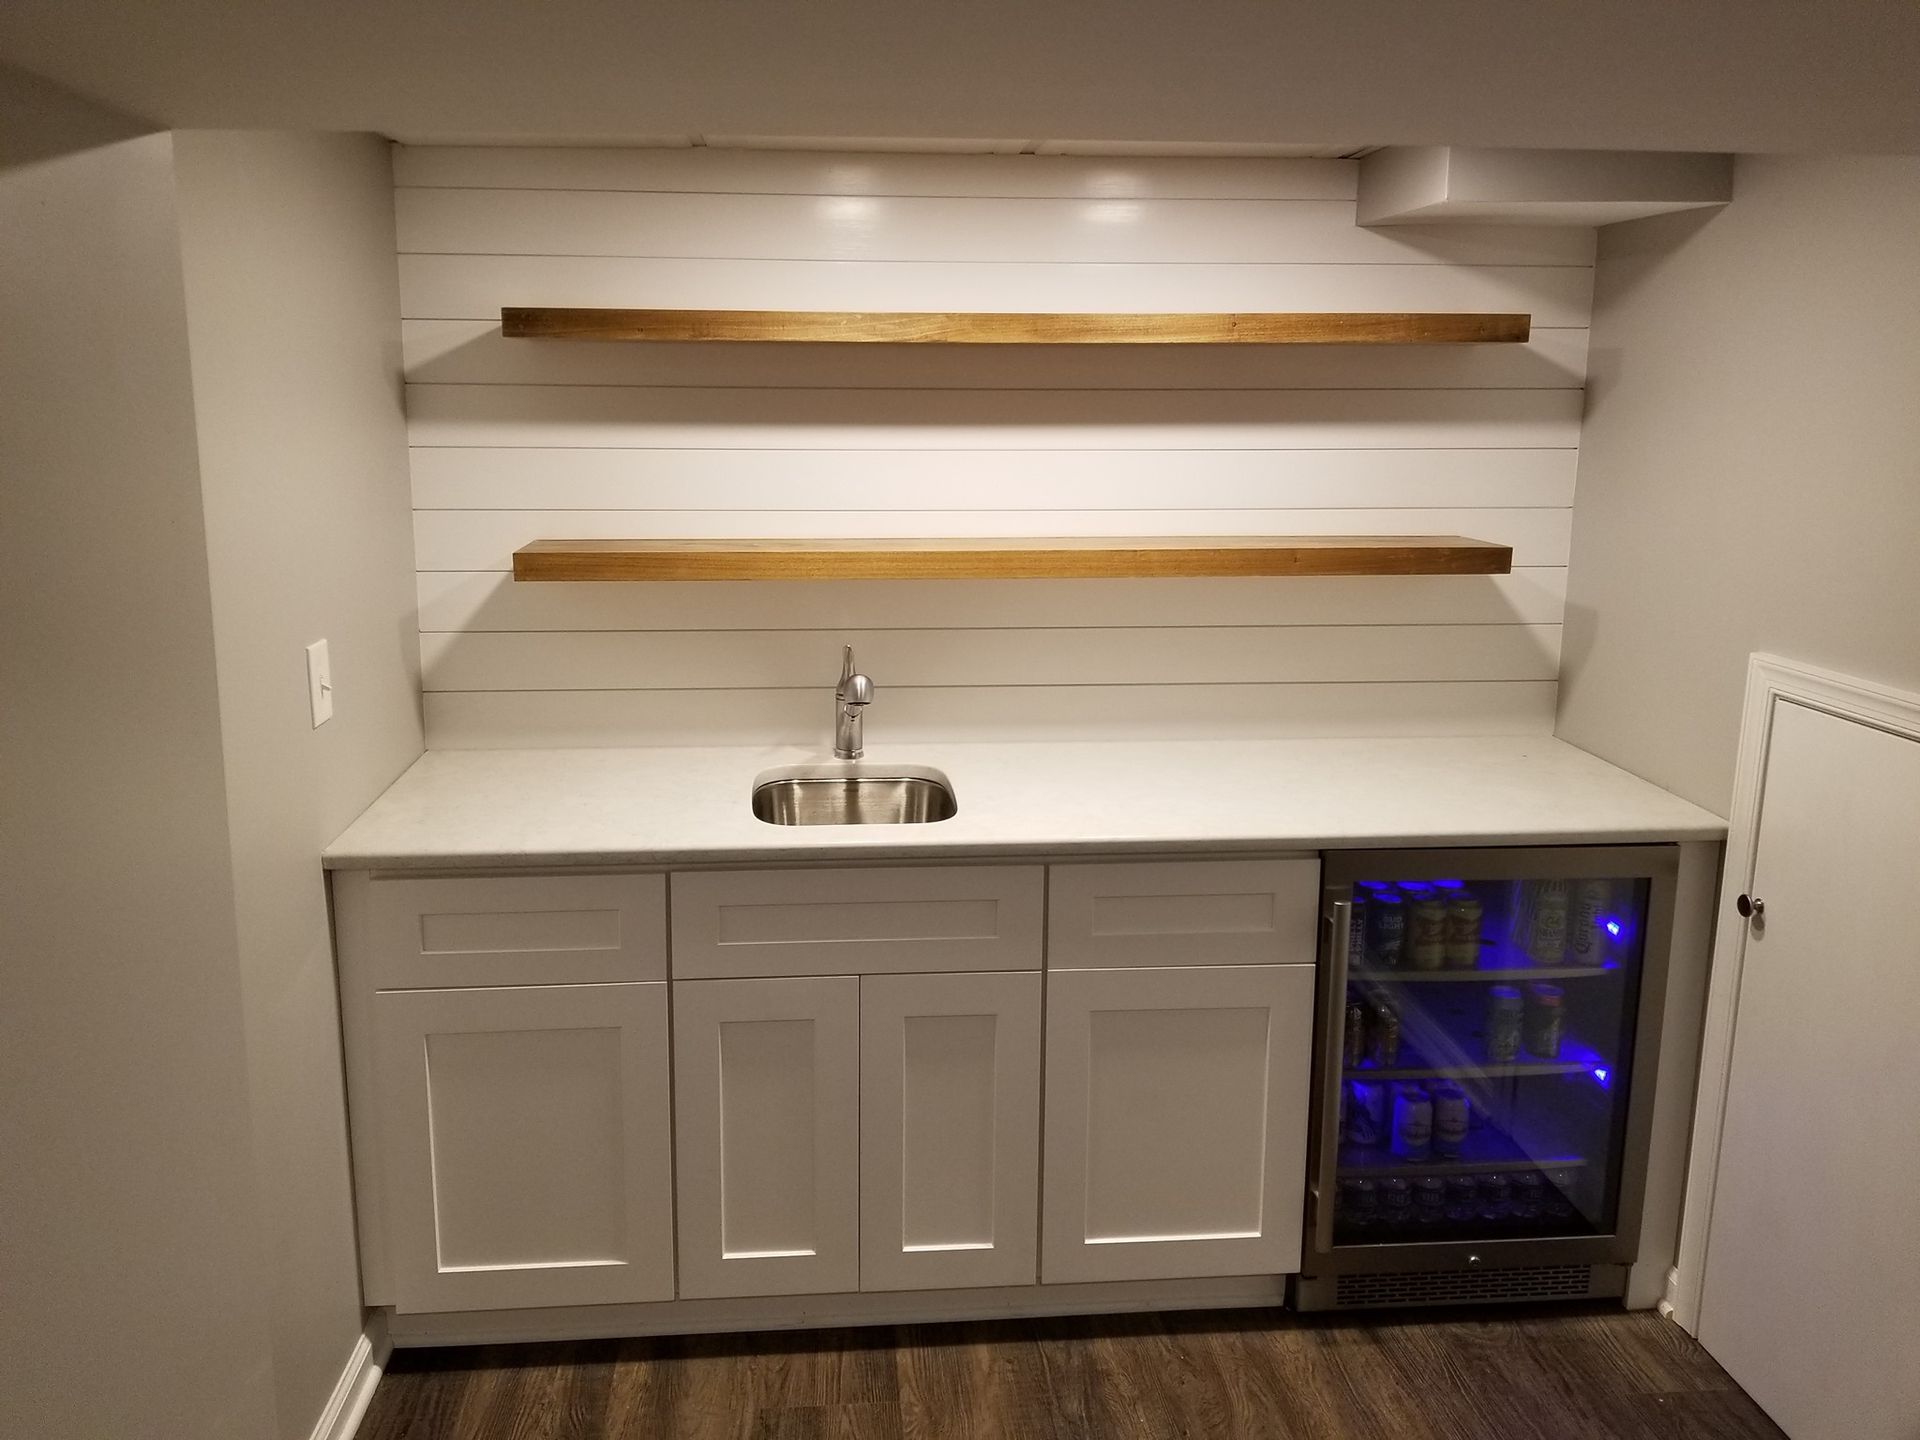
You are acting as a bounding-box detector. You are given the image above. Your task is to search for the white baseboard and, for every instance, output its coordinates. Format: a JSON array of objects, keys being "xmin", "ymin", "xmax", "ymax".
[{"xmin": 308, "ymin": 1316, "xmax": 391, "ymax": 1440}]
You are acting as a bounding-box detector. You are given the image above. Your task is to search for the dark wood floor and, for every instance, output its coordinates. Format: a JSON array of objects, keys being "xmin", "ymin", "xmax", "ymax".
[{"xmin": 358, "ymin": 1304, "xmax": 1784, "ymax": 1440}]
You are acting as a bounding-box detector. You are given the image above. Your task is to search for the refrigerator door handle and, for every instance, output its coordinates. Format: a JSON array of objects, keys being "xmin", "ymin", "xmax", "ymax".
[{"xmin": 1314, "ymin": 898, "xmax": 1353, "ymax": 1256}]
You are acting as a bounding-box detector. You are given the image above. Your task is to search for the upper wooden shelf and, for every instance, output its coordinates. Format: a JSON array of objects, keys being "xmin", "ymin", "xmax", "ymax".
[
  {"xmin": 499, "ymin": 308, "xmax": 1531, "ymax": 346},
  {"xmin": 512, "ymin": 536, "xmax": 1514, "ymax": 583}
]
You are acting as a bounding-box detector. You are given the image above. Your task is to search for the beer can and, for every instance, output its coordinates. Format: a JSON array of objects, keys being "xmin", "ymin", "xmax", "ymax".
[
  {"xmin": 1430, "ymin": 1083, "xmax": 1470, "ymax": 1158},
  {"xmin": 1444, "ymin": 1175, "xmax": 1478, "ymax": 1221},
  {"xmin": 1526, "ymin": 880, "xmax": 1571, "ymax": 965},
  {"xmin": 1444, "ymin": 894, "xmax": 1484, "ymax": 969},
  {"xmin": 1485, "ymin": 985, "xmax": 1525, "ymax": 1062},
  {"xmin": 1413, "ymin": 1176, "xmax": 1447, "ymax": 1222},
  {"xmin": 1369, "ymin": 999, "xmax": 1401, "ymax": 1067},
  {"xmin": 1346, "ymin": 1079, "xmax": 1391, "ymax": 1146},
  {"xmin": 1380, "ymin": 1176, "xmax": 1414, "ymax": 1221},
  {"xmin": 1367, "ymin": 891, "xmax": 1406, "ymax": 968},
  {"xmin": 1343, "ymin": 993, "xmax": 1368, "ymax": 1068},
  {"xmin": 1390, "ymin": 1084, "xmax": 1434, "ymax": 1162},
  {"xmin": 1568, "ymin": 879, "xmax": 1612, "ymax": 965},
  {"xmin": 1512, "ymin": 1171, "xmax": 1546, "ymax": 1222},
  {"xmin": 1408, "ymin": 900, "xmax": 1448, "ymax": 970},
  {"xmin": 1523, "ymin": 983, "xmax": 1565, "ymax": 1060},
  {"xmin": 1347, "ymin": 895, "xmax": 1369, "ymax": 967}
]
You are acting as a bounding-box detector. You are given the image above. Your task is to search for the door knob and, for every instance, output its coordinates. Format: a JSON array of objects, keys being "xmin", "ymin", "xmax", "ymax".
[{"xmin": 1736, "ymin": 894, "xmax": 1765, "ymax": 919}]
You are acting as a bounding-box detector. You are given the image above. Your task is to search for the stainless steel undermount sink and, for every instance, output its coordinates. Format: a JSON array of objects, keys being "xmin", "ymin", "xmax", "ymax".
[{"xmin": 751, "ymin": 763, "xmax": 957, "ymax": 826}]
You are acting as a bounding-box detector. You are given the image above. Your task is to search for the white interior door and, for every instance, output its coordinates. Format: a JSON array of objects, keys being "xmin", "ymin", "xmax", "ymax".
[
  {"xmin": 1042, "ymin": 964, "xmax": 1315, "ymax": 1283},
  {"xmin": 1698, "ymin": 697, "xmax": 1920, "ymax": 1440},
  {"xmin": 372, "ymin": 982, "xmax": 675, "ymax": 1313},
  {"xmin": 859, "ymin": 970, "xmax": 1041, "ymax": 1291},
  {"xmin": 673, "ymin": 976, "xmax": 861, "ymax": 1299}
]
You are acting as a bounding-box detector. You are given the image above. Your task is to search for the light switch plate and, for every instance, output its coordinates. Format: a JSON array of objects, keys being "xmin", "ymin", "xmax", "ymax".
[{"xmin": 305, "ymin": 639, "xmax": 333, "ymax": 727}]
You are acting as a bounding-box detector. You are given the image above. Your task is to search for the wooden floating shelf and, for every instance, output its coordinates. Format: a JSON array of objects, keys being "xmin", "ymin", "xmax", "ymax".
[
  {"xmin": 500, "ymin": 307, "xmax": 1531, "ymax": 346},
  {"xmin": 512, "ymin": 536, "xmax": 1514, "ymax": 583}
]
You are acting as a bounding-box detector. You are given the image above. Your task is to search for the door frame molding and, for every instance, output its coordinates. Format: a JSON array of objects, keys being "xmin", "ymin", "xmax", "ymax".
[{"xmin": 1669, "ymin": 653, "xmax": 1920, "ymax": 1333}]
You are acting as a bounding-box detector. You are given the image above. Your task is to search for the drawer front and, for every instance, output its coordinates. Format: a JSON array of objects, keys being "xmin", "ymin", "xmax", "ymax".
[
  {"xmin": 671, "ymin": 866, "xmax": 1044, "ymax": 979},
  {"xmin": 1047, "ymin": 858, "xmax": 1320, "ymax": 970},
  {"xmin": 363, "ymin": 873, "xmax": 667, "ymax": 988}
]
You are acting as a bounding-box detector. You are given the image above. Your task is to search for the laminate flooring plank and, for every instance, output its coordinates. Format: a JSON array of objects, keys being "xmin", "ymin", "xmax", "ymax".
[
  {"xmin": 356, "ymin": 1306, "xmax": 1786, "ymax": 1440},
  {"xmin": 898, "ymin": 1320, "xmax": 1061, "ymax": 1440},
  {"xmin": 1629, "ymin": 1390, "xmax": 1789, "ymax": 1439},
  {"xmin": 749, "ymin": 1401, "xmax": 907, "ymax": 1440}
]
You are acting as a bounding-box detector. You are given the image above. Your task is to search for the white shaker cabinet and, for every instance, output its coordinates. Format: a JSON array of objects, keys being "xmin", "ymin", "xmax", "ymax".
[
  {"xmin": 1040, "ymin": 857, "xmax": 1320, "ymax": 1285},
  {"xmin": 672, "ymin": 975, "xmax": 863, "ymax": 1299},
  {"xmin": 370, "ymin": 981, "xmax": 676, "ymax": 1313},
  {"xmin": 1041, "ymin": 964, "xmax": 1316, "ymax": 1283},
  {"xmin": 859, "ymin": 970, "xmax": 1042, "ymax": 1291}
]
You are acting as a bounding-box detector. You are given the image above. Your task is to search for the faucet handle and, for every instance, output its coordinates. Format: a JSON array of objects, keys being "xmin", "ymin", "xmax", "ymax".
[{"xmin": 838, "ymin": 644, "xmax": 856, "ymax": 696}]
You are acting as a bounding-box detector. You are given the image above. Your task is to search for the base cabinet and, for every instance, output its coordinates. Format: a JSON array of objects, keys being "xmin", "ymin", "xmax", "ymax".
[
  {"xmin": 860, "ymin": 970, "xmax": 1042, "ymax": 1291},
  {"xmin": 371, "ymin": 982, "xmax": 676, "ymax": 1313},
  {"xmin": 1041, "ymin": 964, "xmax": 1316, "ymax": 1283},
  {"xmin": 338, "ymin": 855, "xmax": 1321, "ymax": 1325},
  {"xmin": 672, "ymin": 976, "xmax": 863, "ymax": 1298}
]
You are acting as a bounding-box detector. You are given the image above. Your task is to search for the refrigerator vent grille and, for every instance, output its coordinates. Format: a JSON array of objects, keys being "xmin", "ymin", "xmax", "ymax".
[{"xmin": 1333, "ymin": 1264, "xmax": 1596, "ymax": 1309}]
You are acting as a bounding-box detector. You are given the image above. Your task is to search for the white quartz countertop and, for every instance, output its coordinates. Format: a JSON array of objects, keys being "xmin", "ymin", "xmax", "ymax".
[{"xmin": 322, "ymin": 736, "xmax": 1725, "ymax": 871}]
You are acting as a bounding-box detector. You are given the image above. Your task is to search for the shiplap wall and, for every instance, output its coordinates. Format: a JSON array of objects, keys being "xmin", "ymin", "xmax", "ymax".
[{"xmin": 395, "ymin": 147, "xmax": 1592, "ymax": 748}]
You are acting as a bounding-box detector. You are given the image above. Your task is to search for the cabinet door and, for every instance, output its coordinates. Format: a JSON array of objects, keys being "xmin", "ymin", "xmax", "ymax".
[
  {"xmin": 673, "ymin": 976, "xmax": 861, "ymax": 1298},
  {"xmin": 371, "ymin": 982, "xmax": 674, "ymax": 1313},
  {"xmin": 1042, "ymin": 965, "xmax": 1315, "ymax": 1283},
  {"xmin": 859, "ymin": 971, "xmax": 1041, "ymax": 1292}
]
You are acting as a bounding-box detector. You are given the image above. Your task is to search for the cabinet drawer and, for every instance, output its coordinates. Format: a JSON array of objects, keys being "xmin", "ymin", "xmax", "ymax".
[
  {"xmin": 671, "ymin": 866, "xmax": 1044, "ymax": 979},
  {"xmin": 361, "ymin": 873, "xmax": 667, "ymax": 988},
  {"xmin": 1047, "ymin": 858, "xmax": 1319, "ymax": 970}
]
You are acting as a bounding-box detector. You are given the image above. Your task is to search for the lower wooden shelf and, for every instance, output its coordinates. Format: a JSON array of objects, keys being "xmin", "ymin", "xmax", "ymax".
[{"xmin": 511, "ymin": 536, "xmax": 1514, "ymax": 583}]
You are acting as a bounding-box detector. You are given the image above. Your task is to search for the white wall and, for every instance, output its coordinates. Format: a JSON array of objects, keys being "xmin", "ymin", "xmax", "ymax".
[
  {"xmin": 172, "ymin": 130, "xmax": 423, "ymax": 1440},
  {"xmin": 0, "ymin": 67, "xmax": 279, "ymax": 1440},
  {"xmin": 398, "ymin": 146, "xmax": 1593, "ymax": 749},
  {"xmin": 1557, "ymin": 155, "xmax": 1920, "ymax": 815}
]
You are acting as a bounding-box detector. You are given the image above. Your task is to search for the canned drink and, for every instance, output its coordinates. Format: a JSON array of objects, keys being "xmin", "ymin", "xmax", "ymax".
[
  {"xmin": 1512, "ymin": 1171, "xmax": 1546, "ymax": 1222},
  {"xmin": 1444, "ymin": 895, "xmax": 1484, "ymax": 969},
  {"xmin": 1523, "ymin": 983, "xmax": 1566, "ymax": 1059},
  {"xmin": 1526, "ymin": 880, "xmax": 1571, "ymax": 965},
  {"xmin": 1367, "ymin": 891, "xmax": 1406, "ymax": 968},
  {"xmin": 1343, "ymin": 994, "xmax": 1368, "ymax": 1068},
  {"xmin": 1345, "ymin": 1177, "xmax": 1380, "ymax": 1233},
  {"xmin": 1346, "ymin": 1079, "xmax": 1391, "ymax": 1146},
  {"xmin": 1430, "ymin": 1083, "xmax": 1470, "ymax": 1157},
  {"xmin": 1444, "ymin": 1175, "xmax": 1478, "ymax": 1221},
  {"xmin": 1369, "ymin": 999, "xmax": 1401, "ymax": 1067},
  {"xmin": 1337, "ymin": 1176, "xmax": 1372, "ymax": 1224},
  {"xmin": 1485, "ymin": 985, "xmax": 1525, "ymax": 1062},
  {"xmin": 1543, "ymin": 1169, "xmax": 1578, "ymax": 1221},
  {"xmin": 1569, "ymin": 879, "xmax": 1612, "ymax": 965},
  {"xmin": 1390, "ymin": 1084, "xmax": 1434, "ymax": 1162},
  {"xmin": 1478, "ymin": 1171, "xmax": 1513, "ymax": 1222},
  {"xmin": 1347, "ymin": 895, "xmax": 1369, "ymax": 967},
  {"xmin": 1380, "ymin": 1176, "xmax": 1414, "ymax": 1223},
  {"xmin": 1408, "ymin": 900, "xmax": 1448, "ymax": 970},
  {"xmin": 1413, "ymin": 1176, "xmax": 1447, "ymax": 1222}
]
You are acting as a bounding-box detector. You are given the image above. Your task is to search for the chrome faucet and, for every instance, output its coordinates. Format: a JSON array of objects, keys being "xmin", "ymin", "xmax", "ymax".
[{"xmin": 833, "ymin": 645, "xmax": 874, "ymax": 760}]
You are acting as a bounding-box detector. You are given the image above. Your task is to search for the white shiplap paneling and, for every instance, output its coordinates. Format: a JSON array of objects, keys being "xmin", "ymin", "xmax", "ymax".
[
  {"xmin": 396, "ymin": 146, "xmax": 1590, "ymax": 748},
  {"xmin": 415, "ymin": 569, "xmax": 1570, "ymax": 634}
]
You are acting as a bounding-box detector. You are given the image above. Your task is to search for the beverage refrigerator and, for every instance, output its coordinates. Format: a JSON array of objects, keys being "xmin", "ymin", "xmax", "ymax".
[{"xmin": 1292, "ymin": 846, "xmax": 1679, "ymax": 1311}]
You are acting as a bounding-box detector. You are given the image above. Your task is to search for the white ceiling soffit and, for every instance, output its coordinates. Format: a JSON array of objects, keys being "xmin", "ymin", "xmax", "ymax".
[
  {"xmin": 1358, "ymin": 147, "xmax": 1736, "ymax": 226},
  {"xmin": 1, "ymin": 0, "xmax": 1917, "ymax": 155}
]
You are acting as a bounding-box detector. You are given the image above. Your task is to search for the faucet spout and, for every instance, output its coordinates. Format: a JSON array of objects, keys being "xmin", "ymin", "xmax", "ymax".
[{"xmin": 833, "ymin": 645, "xmax": 875, "ymax": 759}]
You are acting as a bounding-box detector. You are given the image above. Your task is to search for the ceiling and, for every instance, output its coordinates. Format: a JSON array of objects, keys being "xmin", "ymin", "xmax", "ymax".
[{"xmin": 2, "ymin": 0, "xmax": 1916, "ymax": 156}]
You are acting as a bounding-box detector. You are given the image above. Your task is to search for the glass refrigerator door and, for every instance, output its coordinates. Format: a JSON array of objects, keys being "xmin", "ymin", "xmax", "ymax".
[{"xmin": 1330, "ymin": 870, "xmax": 1651, "ymax": 1247}]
